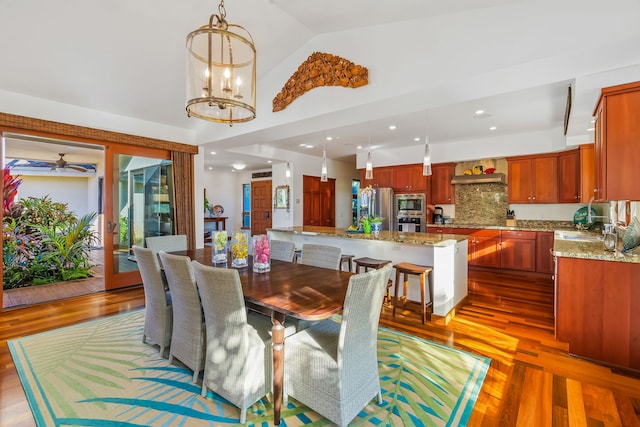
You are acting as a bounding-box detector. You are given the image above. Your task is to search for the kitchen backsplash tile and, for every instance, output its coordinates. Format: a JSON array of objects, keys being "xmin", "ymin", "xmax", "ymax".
[{"xmin": 454, "ymin": 183, "xmax": 509, "ymax": 225}]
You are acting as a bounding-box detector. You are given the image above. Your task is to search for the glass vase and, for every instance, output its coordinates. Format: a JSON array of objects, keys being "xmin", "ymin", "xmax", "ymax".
[
  {"xmin": 212, "ymin": 231, "xmax": 228, "ymax": 264},
  {"xmin": 253, "ymin": 234, "xmax": 271, "ymax": 273},
  {"xmin": 231, "ymin": 231, "xmax": 249, "ymax": 268}
]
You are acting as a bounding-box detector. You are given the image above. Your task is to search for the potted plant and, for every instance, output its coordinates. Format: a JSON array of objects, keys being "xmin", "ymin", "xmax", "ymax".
[{"xmin": 368, "ymin": 215, "xmax": 384, "ymax": 237}]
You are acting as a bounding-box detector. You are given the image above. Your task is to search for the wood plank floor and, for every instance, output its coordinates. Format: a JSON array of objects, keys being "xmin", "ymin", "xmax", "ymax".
[{"xmin": 1, "ymin": 270, "xmax": 639, "ymax": 426}]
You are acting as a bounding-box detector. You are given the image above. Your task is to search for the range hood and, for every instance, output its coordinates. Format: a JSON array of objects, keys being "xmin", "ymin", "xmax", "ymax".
[{"xmin": 451, "ymin": 173, "xmax": 506, "ymax": 185}]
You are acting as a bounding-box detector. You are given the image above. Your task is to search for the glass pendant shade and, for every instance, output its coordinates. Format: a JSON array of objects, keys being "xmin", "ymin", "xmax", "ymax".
[
  {"xmin": 186, "ymin": 1, "xmax": 256, "ymax": 125},
  {"xmin": 423, "ymin": 139, "xmax": 432, "ymax": 176},
  {"xmin": 285, "ymin": 162, "xmax": 291, "ymax": 178},
  {"xmin": 321, "ymin": 148, "xmax": 328, "ymax": 182},
  {"xmin": 365, "ymin": 151, "xmax": 373, "ymax": 180}
]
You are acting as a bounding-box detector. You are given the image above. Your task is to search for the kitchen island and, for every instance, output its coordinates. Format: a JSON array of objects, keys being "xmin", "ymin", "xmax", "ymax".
[
  {"xmin": 553, "ymin": 230, "xmax": 640, "ymax": 372},
  {"xmin": 268, "ymin": 226, "xmax": 468, "ymax": 324}
]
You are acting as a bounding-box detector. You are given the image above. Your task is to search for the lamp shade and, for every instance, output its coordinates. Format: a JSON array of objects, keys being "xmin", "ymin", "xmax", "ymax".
[{"xmin": 186, "ymin": 4, "xmax": 256, "ymax": 125}]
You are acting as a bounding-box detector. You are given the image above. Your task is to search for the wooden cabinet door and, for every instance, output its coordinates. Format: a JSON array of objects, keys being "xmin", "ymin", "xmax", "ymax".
[
  {"xmin": 430, "ymin": 163, "xmax": 455, "ymax": 204},
  {"xmin": 594, "ymin": 101, "xmax": 606, "ymax": 201},
  {"xmin": 471, "ymin": 236, "xmax": 501, "ymax": 268},
  {"xmin": 319, "ymin": 179, "xmax": 335, "ymax": 227},
  {"xmin": 535, "ymin": 231, "xmax": 554, "ymax": 274},
  {"xmin": 500, "ymin": 231, "xmax": 536, "ymax": 271},
  {"xmin": 394, "ymin": 165, "xmax": 425, "ymax": 192},
  {"xmin": 558, "ymin": 149, "xmax": 580, "ymax": 203},
  {"xmin": 375, "ymin": 167, "xmax": 394, "ymax": 188},
  {"xmin": 507, "ymin": 159, "xmax": 532, "ymax": 203},
  {"xmin": 579, "ymin": 144, "xmax": 595, "ymax": 203},
  {"xmin": 531, "ymin": 156, "xmax": 558, "ymax": 203}
]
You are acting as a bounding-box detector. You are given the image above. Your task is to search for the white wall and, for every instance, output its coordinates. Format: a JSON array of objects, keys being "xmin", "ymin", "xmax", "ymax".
[{"xmin": 16, "ymin": 175, "xmax": 93, "ymax": 217}]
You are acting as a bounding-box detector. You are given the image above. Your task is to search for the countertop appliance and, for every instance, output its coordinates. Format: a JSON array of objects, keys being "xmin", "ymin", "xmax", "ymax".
[
  {"xmin": 395, "ymin": 193, "xmax": 426, "ymax": 232},
  {"xmin": 432, "ymin": 206, "xmax": 444, "ymax": 224}
]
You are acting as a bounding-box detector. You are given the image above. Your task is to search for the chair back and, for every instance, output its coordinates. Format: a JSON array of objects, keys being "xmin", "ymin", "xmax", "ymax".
[
  {"xmin": 338, "ymin": 263, "xmax": 392, "ymax": 367},
  {"xmin": 133, "ymin": 245, "xmax": 167, "ymax": 307},
  {"xmin": 270, "ymin": 239, "xmax": 295, "ymax": 262},
  {"xmin": 146, "ymin": 235, "xmax": 188, "ymax": 253},
  {"xmin": 299, "ymin": 243, "xmax": 342, "ymax": 270}
]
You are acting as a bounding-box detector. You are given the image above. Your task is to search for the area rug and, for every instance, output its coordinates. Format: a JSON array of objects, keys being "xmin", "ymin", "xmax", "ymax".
[{"xmin": 9, "ymin": 310, "xmax": 489, "ymax": 426}]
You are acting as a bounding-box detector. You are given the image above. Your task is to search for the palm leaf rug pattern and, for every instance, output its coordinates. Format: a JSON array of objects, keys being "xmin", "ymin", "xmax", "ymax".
[{"xmin": 9, "ymin": 310, "xmax": 489, "ymax": 426}]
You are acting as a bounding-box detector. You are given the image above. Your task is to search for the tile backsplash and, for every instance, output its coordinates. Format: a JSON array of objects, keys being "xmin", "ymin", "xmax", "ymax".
[{"xmin": 453, "ymin": 183, "xmax": 509, "ymax": 225}]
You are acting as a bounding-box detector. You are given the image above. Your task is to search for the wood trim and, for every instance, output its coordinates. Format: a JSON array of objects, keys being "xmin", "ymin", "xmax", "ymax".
[{"xmin": 0, "ymin": 112, "xmax": 198, "ymax": 154}]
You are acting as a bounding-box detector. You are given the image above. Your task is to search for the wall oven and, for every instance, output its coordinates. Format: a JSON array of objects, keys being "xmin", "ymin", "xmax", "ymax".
[{"xmin": 395, "ymin": 193, "xmax": 426, "ymax": 232}]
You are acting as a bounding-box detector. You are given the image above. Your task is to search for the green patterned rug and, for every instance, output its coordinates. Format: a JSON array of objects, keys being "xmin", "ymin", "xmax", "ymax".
[{"xmin": 9, "ymin": 310, "xmax": 489, "ymax": 426}]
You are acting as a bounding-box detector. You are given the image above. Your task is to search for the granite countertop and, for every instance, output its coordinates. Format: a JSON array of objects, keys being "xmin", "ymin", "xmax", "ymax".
[
  {"xmin": 427, "ymin": 220, "xmax": 578, "ymax": 233},
  {"xmin": 553, "ymin": 230, "xmax": 640, "ymax": 264},
  {"xmin": 269, "ymin": 226, "xmax": 467, "ymax": 247}
]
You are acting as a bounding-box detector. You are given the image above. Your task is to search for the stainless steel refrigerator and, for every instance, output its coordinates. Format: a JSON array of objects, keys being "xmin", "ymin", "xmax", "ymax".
[{"xmin": 372, "ymin": 187, "xmax": 395, "ymax": 230}]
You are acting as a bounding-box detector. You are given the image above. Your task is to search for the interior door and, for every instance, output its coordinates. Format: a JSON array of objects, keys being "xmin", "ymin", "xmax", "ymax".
[
  {"xmin": 251, "ymin": 180, "xmax": 272, "ymax": 235},
  {"xmin": 103, "ymin": 144, "xmax": 172, "ymax": 290}
]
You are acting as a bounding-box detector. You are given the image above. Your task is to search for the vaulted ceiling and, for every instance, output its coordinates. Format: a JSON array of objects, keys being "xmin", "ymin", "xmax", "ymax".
[{"xmin": 1, "ymin": 0, "xmax": 640, "ymax": 170}]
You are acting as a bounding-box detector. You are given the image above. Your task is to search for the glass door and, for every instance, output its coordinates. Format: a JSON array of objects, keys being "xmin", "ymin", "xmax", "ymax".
[{"xmin": 103, "ymin": 145, "xmax": 172, "ymax": 290}]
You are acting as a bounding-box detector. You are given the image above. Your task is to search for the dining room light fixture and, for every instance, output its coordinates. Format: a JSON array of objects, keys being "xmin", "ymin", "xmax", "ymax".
[
  {"xmin": 185, "ymin": 0, "xmax": 256, "ymax": 125},
  {"xmin": 423, "ymin": 137, "xmax": 432, "ymax": 176},
  {"xmin": 232, "ymin": 162, "xmax": 246, "ymax": 170}
]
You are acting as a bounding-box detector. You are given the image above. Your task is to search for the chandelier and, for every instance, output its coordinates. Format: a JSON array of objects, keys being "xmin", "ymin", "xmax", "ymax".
[{"xmin": 186, "ymin": 0, "xmax": 256, "ymax": 125}]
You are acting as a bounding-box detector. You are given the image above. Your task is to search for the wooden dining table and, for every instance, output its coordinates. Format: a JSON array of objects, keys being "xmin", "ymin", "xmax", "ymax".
[{"xmin": 171, "ymin": 247, "xmax": 353, "ymax": 425}]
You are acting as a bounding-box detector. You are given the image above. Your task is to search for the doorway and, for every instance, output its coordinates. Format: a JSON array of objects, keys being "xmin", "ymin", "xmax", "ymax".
[{"xmin": 251, "ymin": 180, "xmax": 272, "ymax": 235}]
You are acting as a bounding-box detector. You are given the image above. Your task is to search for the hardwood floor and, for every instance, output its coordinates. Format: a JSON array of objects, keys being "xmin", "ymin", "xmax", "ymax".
[{"xmin": 1, "ymin": 270, "xmax": 639, "ymax": 426}]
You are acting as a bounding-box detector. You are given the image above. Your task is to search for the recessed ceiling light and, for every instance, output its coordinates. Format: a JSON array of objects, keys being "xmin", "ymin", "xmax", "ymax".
[
  {"xmin": 210, "ymin": 151, "xmax": 216, "ymax": 155},
  {"xmin": 325, "ymin": 136, "xmax": 333, "ymax": 141},
  {"xmin": 267, "ymin": 160, "xmax": 272, "ymax": 164},
  {"xmin": 357, "ymin": 145, "xmax": 363, "ymax": 150},
  {"xmin": 587, "ymin": 127, "xmax": 595, "ymax": 132},
  {"xmin": 299, "ymin": 143, "xmax": 306, "ymax": 147},
  {"xmin": 388, "ymin": 125, "xmax": 396, "ymax": 130},
  {"xmin": 298, "ymin": 143, "xmax": 314, "ymax": 148},
  {"xmin": 414, "ymin": 137, "xmax": 421, "ymax": 142},
  {"xmin": 208, "ymin": 166, "xmax": 212, "ymax": 170},
  {"xmin": 489, "ymin": 126, "xmax": 497, "ymax": 130},
  {"xmin": 475, "ymin": 110, "xmax": 485, "ymax": 115},
  {"xmin": 590, "ymin": 120, "xmax": 596, "ymax": 124},
  {"xmin": 474, "ymin": 110, "xmax": 491, "ymax": 118}
]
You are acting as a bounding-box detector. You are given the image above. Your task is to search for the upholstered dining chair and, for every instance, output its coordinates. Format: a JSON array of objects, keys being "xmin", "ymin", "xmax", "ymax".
[
  {"xmin": 158, "ymin": 251, "xmax": 205, "ymax": 383},
  {"xmin": 299, "ymin": 243, "xmax": 343, "ymax": 270},
  {"xmin": 132, "ymin": 245, "xmax": 172, "ymax": 358},
  {"xmin": 191, "ymin": 261, "xmax": 273, "ymax": 424},
  {"xmin": 146, "ymin": 234, "xmax": 188, "ymax": 253},
  {"xmin": 283, "ymin": 263, "xmax": 392, "ymax": 427},
  {"xmin": 270, "ymin": 239, "xmax": 296, "ymax": 262}
]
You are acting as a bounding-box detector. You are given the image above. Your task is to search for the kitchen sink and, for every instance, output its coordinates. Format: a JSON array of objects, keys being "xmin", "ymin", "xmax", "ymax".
[{"xmin": 554, "ymin": 231, "xmax": 603, "ymax": 242}]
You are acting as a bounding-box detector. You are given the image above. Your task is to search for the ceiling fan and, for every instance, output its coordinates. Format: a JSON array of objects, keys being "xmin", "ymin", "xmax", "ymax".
[{"xmin": 48, "ymin": 153, "xmax": 88, "ymax": 172}]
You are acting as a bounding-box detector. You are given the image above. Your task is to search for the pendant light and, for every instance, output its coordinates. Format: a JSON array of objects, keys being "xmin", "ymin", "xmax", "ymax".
[
  {"xmin": 423, "ymin": 136, "xmax": 432, "ymax": 176},
  {"xmin": 365, "ymin": 123, "xmax": 373, "ymax": 179},
  {"xmin": 285, "ymin": 162, "xmax": 291, "ymax": 179},
  {"xmin": 185, "ymin": 0, "xmax": 256, "ymax": 125},
  {"xmin": 321, "ymin": 143, "xmax": 328, "ymax": 182}
]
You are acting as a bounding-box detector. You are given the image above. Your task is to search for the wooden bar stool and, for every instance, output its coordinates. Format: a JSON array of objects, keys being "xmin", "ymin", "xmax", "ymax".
[
  {"xmin": 392, "ymin": 262, "xmax": 434, "ymax": 324},
  {"xmin": 341, "ymin": 254, "xmax": 355, "ymax": 272},
  {"xmin": 354, "ymin": 257, "xmax": 393, "ymax": 304}
]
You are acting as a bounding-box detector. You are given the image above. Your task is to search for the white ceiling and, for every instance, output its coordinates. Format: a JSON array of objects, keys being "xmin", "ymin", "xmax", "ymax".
[{"xmin": 2, "ymin": 0, "xmax": 640, "ymax": 171}]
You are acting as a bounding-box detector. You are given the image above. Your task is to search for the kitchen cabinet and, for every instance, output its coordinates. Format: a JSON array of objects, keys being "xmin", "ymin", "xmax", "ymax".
[
  {"xmin": 593, "ymin": 81, "xmax": 640, "ymax": 201},
  {"xmin": 535, "ymin": 231, "xmax": 554, "ymax": 274},
  {"xmin": 500, "ymin": 230, "xmax": 536, "ymax": 271},
  {"xmin": 469, "ymin": 229, "xmax": 502, "ymax": 268},
  {"xmin": 556, "ymin": 256, "xmax": 640, "ymax": 370},
  {"xmin": 558, "ymin": 149, "xmax": 580, "ymax": 203},
  {"xmin": 430, "ymin": 163, "xmax": 455, "ymax": 204},
  {"xmin": 394, "ymin": 164, "xmax": 426, "ymax": 192},
  {"xmin": 359, "ymin": 166, "xmax": 393, "ymax": 189},
  {"xmin": 507, "ymin": 154, "xmax": 558, "ymax": 203},
  {"xmin": 580, "ymin": 144, "xmax": 595, "ymax": 203}
]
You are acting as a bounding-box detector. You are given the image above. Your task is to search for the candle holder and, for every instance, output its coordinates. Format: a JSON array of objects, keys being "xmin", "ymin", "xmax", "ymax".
[
  {"xmin": 212, "ymin": 231, "xmax": 228, "ymax": 264},
  {"xmin": 231, "ymin": 231, "xmax": 248, "ymax": 268}
]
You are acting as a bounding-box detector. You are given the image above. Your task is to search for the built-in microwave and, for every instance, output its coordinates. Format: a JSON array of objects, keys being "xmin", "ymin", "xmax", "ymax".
[{"xmin": 395, "ymin": 193, "xmax": 425, "ymax": 217}]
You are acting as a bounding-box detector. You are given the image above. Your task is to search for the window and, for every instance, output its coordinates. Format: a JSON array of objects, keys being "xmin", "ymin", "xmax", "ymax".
[{"xmin": 242, "ymin": 183, "xmax": 251, "ymax": 228}]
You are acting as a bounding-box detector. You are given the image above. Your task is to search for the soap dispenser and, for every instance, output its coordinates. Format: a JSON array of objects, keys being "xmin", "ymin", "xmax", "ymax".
[{"xmin": 603, "ymin": 223, "xmax": 617, "ymax": 252}]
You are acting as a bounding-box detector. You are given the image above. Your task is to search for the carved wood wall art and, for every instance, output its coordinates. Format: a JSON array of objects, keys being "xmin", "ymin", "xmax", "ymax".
[{"xmin": 272, "ymin": 52, "xmax": 368, "ymax": 112}]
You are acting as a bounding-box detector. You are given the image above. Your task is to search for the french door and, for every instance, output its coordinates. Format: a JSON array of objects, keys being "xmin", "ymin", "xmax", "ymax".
[{"xmin": 103, "ymin": 144, "xmax": 172, "ymax": 290}]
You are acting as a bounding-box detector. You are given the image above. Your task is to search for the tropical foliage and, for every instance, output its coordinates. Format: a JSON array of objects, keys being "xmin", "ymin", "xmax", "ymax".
[{"xmin": 3, "ymin": 191, "xmax": 98, "ymax": 289}]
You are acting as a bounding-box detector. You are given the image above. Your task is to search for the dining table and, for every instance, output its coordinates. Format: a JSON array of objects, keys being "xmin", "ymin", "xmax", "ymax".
[{"xmin": 171, "ymin": 247, "xmax": 353, "ymax": 425}]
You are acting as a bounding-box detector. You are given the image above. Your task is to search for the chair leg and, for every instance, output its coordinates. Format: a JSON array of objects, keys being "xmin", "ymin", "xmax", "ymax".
[
  {"xmin": 402, "ymin": 273, "xmax": 408, "ymax": 307},
  {"xmin": 240, "ymin": 407, "xmax": 247, "ymax": 424},
  {"xmin": 419, "ymin": 272, "xmax": 426, "ymax": 324},
  {"xmin": 392, "ymin": 270, "xmax": 401, "ymax": 317},
  {"xmin": 201, "ymin": 383, "xmax": 207, "ymax": 397},
  {"xmin": 427, "ymin": 270, "xmax": 434, "ymax": 321},
  {"xmin": 377, "ymin": 390, "xmax": 383, "ymax": 404},
  {"xmin": 192, "ymin": 369, "xmax": 198, "ymax": 384}
]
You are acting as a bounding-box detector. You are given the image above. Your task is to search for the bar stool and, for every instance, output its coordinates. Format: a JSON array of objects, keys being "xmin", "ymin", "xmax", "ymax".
[
  {"xmin": 353, "ymin": 257, "xmax": 394, "ymax": 305},
  {"xmin": 341, "ymin": 254, "xmax": 355, "ymax": 272},
  {"xmin": 392, "ymin": 262, "xmax": 434, "ymax": 324}
]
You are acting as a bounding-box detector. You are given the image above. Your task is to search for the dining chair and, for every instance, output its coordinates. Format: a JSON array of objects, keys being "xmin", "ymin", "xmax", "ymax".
[
  {"xmin": 158, "ymin": 251, "xmax": 205, "ymax": 383},
  {"xmin": 283, "ymin": 263, "xmax": 392, "ymax": 427},
  {"xmin": 191, "ymin": 261, "xmax": 273, "ymax": 424},
  {"xmin": 299, "ymin": 243, "xmax": 342, "ymax": 270},
  {"xmin": 146, "ymin": 234, "xmax": 188, "ymax": 253},
  {"xmin": 270, "ymin": 239, "xmax": 295, "ymax": 262},
  {"xmin": 132, "ymin": 245, "xmax": 172, "ymax": 358}
]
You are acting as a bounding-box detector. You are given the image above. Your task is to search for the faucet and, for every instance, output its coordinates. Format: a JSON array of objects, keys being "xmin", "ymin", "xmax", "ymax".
[{"xmin": 586, "ymin": 196, "xmax": 609, "ymax": 225}]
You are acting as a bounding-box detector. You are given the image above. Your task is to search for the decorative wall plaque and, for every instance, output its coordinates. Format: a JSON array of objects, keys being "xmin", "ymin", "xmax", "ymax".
[{"xmin": 272, "ymin": 52, "xmax": 368, "ymax": 112}]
